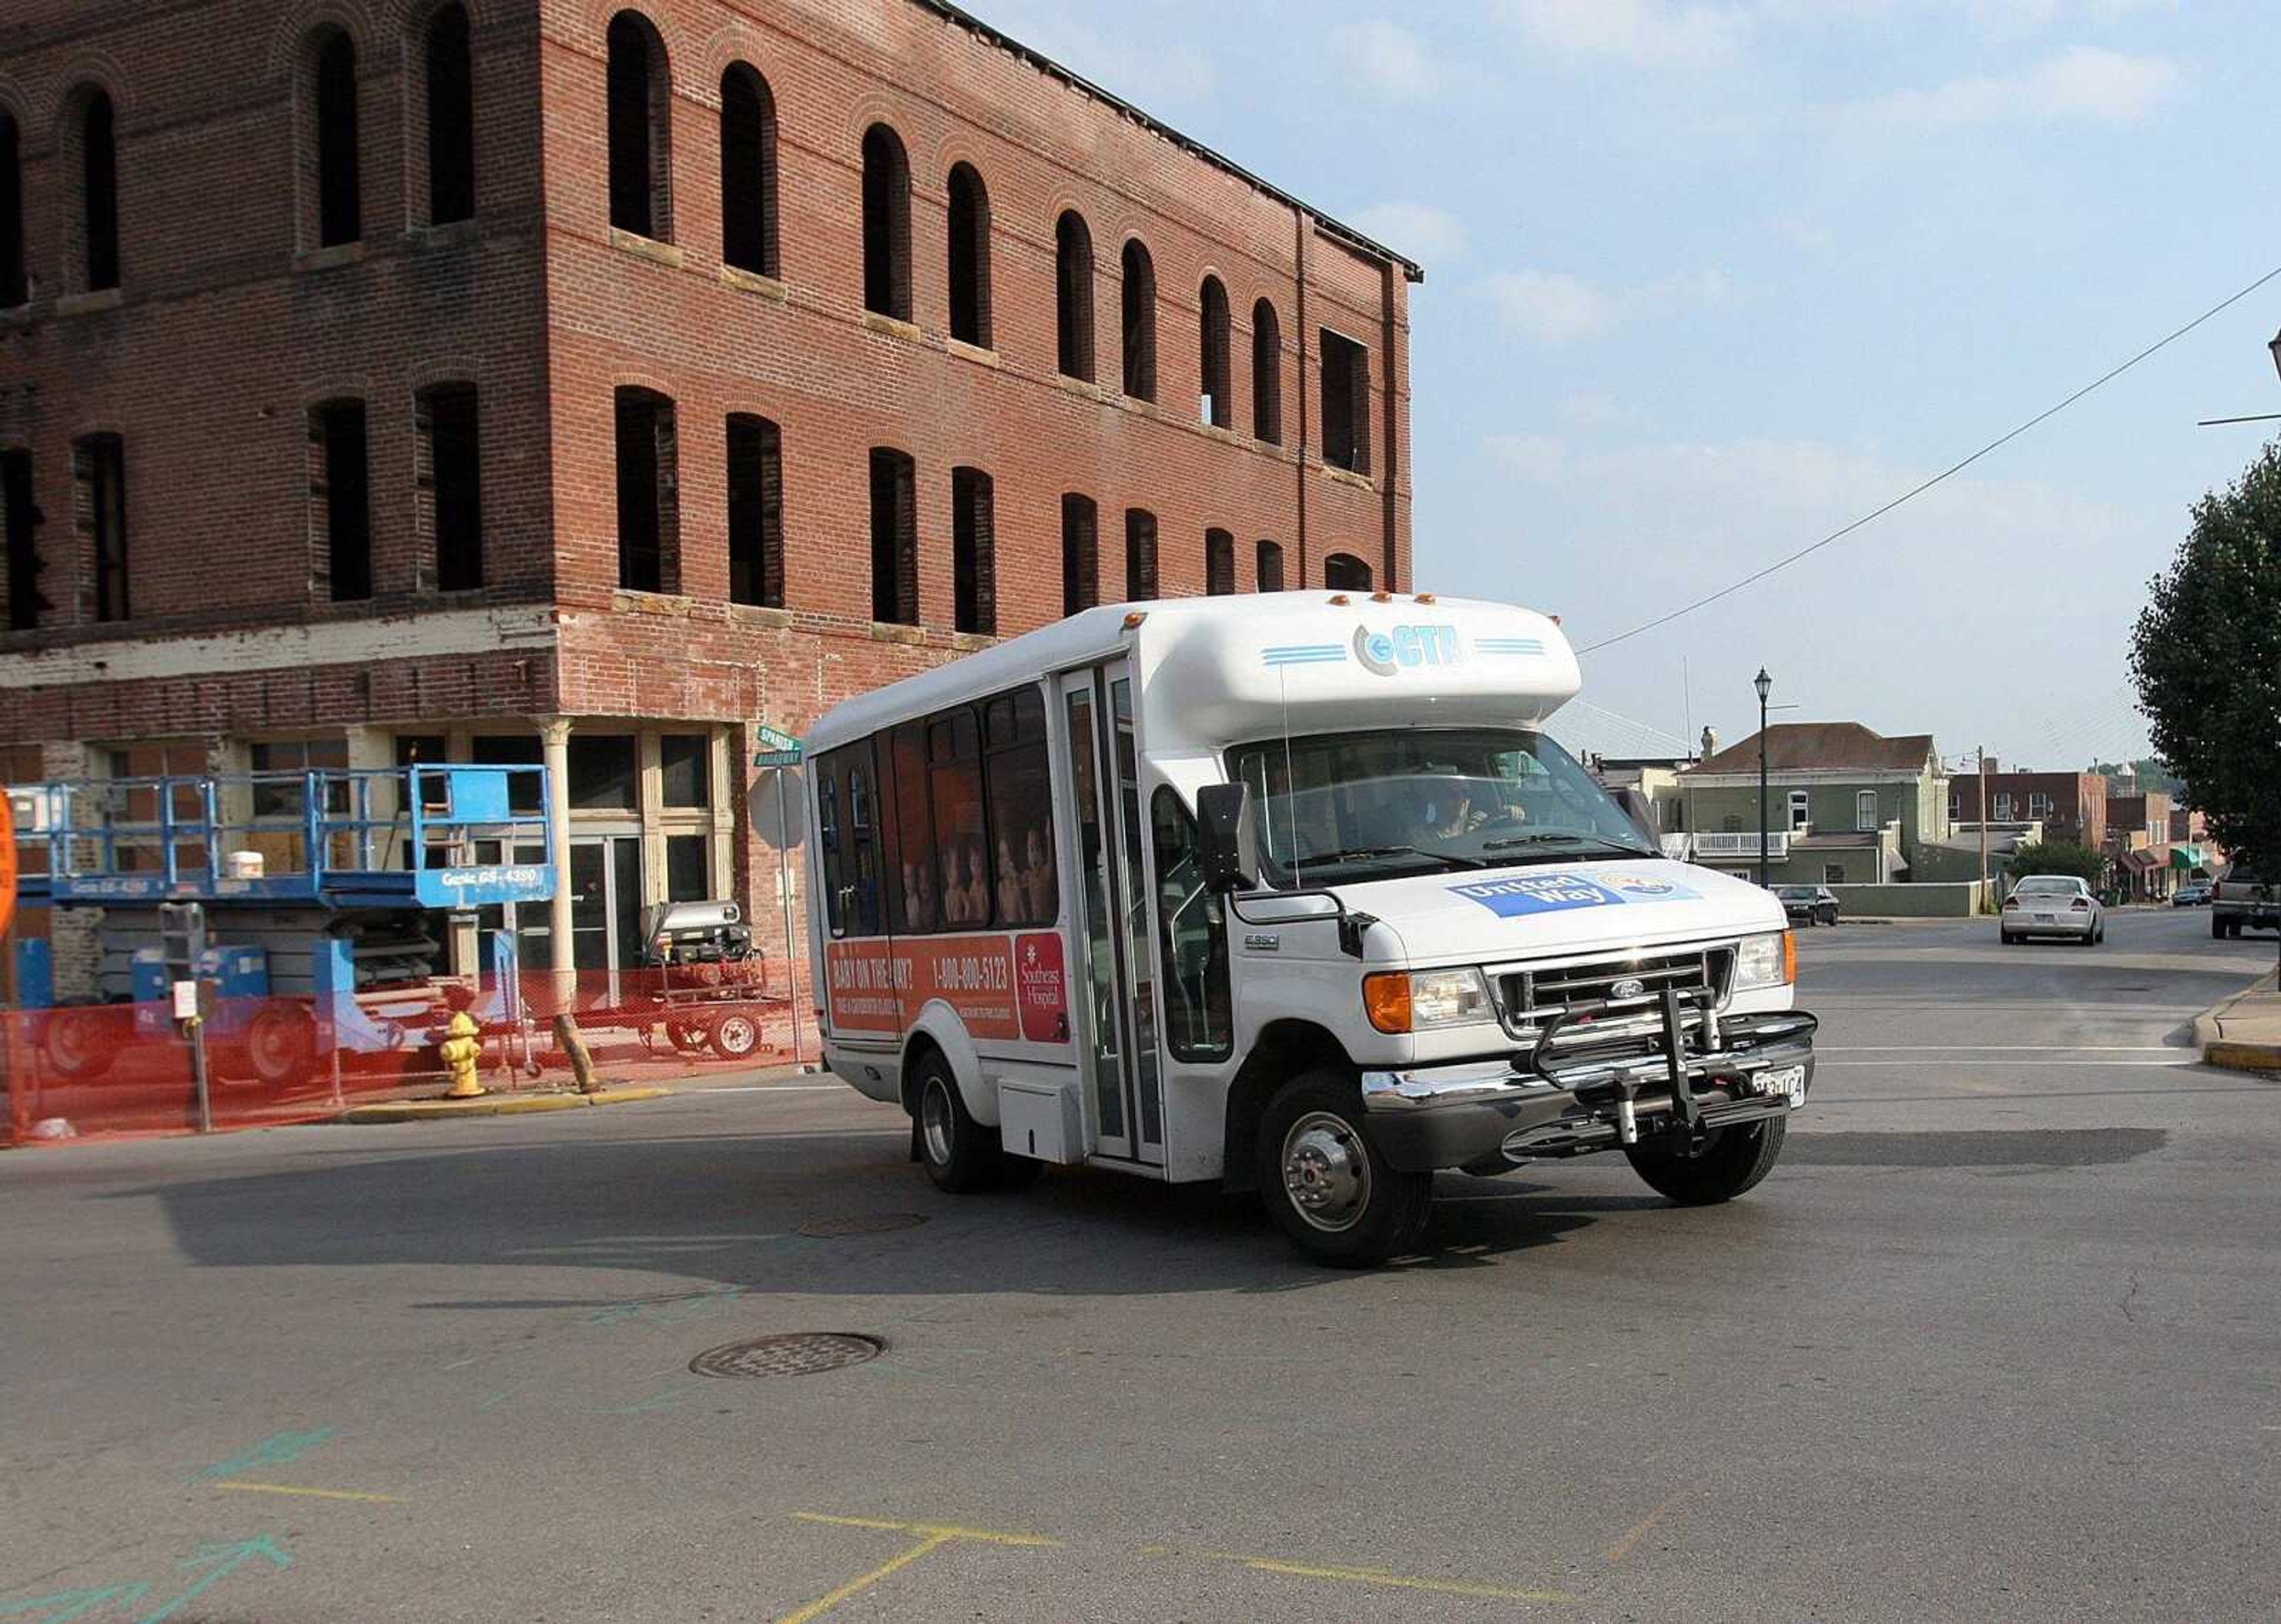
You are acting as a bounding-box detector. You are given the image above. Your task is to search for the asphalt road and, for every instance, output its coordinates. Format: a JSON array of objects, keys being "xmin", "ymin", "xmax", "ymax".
[{"xmin": 2, "ymin": 906, "xmax": 2275, "ymax": 1622}]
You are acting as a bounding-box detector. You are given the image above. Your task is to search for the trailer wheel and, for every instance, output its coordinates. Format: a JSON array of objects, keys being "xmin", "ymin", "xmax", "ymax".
[
  {"xmin": 39, "ymin": 1008, "xmax": 115, "ymax": 1081},
  {"xmin": 1626, "ymin": 1116, "xmax": 1787, "ymax": 1206},
  {"xmin": 706, "ymin": 1010, "xmax": 762, "ymax": 1062},
  {"xmin": 913, "ymin": 1050, "xmax": 1002, "ymax": 1193},
  {"xmin": 1256, "ymin": 1072, "xmax": 1432, "ymax": 1267},
  {"xmin": 245, "ymin": 1001, "xmax": 318, "ymax": 1090}
]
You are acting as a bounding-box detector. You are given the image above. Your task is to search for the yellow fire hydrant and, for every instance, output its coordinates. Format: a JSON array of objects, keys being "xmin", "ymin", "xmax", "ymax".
[{"xmin": 440, "ymin": 1010, "xmax": 486, "ymax": 1099}]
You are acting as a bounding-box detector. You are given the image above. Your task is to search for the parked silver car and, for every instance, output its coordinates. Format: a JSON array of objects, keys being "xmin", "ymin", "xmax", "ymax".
[{"xmin": 2001, "ymin": 874, "xmax": 2105, "ymax": 945}]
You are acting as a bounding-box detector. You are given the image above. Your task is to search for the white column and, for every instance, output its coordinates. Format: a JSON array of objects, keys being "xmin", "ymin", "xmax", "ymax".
[{"xmin": 540, "ymin": 716, "xmax": 574, "ymax": 1011}]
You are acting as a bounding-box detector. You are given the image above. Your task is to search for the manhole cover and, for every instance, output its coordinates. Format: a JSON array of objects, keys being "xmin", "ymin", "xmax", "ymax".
[
  {"xmin": 797, "ymin": 1213, "xmax": 928, "ymax": 1238},
  {"xmin": 689, "ymin": 1333, "xmax": 884, "ymax": 1379}
]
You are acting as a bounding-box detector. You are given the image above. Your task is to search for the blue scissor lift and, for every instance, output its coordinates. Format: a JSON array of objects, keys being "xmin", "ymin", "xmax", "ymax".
[{"xmin": 12, "ymin": 764, "xmax": 555, "ymax": 1085}]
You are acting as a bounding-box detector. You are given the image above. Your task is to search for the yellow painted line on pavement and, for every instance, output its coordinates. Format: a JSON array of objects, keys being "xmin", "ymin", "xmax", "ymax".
[
  {"xmin": 1603, "ymin": 1499, "xmax": 1673, "ymax": 1563},
  {"xmin": 778, "ymin": 1514, "xmax": 1060, "ymax": 1623},
  {"xmin": 1183, "ymin": 1547, "xmax": 1572, "ymax": 1604},
  {"xmin": 792, "ymin": 1511, "xmax": 1060, "ymax": 1547},
  {"xmin": 213, "ymin": 1481, "xmax": 404, "ymax": 1504},
  {"xmin": 777, "ymin": 1531, "xmax": 952, "ymax": 1624}
]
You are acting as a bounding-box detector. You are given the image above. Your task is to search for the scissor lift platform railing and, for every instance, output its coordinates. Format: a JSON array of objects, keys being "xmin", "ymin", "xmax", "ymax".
[{"xmin": 11, "ymin": 763, "xmax": 557, "ymax": 911}]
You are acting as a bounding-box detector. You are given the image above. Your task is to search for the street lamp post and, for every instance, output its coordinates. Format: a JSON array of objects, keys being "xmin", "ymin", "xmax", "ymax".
[{"xmin": 1754, "ymin": 667, "xmax": 1773, "ymax": 889}]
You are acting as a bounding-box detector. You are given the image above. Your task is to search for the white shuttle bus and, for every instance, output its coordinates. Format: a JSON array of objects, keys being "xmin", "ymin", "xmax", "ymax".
[{"xmin": 801, "ymin": 592, "xmax": 1816, "ymax": 1263}]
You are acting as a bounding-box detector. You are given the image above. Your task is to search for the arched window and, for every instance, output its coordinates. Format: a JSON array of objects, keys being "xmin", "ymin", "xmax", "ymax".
[
  {"xmin": 868, "ymin": 446, "xmax": 917, "ymax": 624},
  {"xmin": 946, "ymin": 163, "xmax": 990, "ymax": 347},
  {"xmin": 860, "ymin": 124, "xmax": 911, "ymax": 321},
  {"xmin": 952, "ymin": 466, "xmax": 994, "ymax": 634},
  {"xmin": 70, "ymin": 88, "xmax": 119, "ymax": 292},
  {"xmin": 1120, "ymin": 239, "xmax": 1156, "ymax": 400},
  {"xmin": 422, "ymin": 3, "xmax": 476, "ymax": 225},
  {"xmin": 417, "ymin": 383, "xmax": 483, "ymax": 590},
  {"xmin": 1255, "ymin": 538, "xmax": 1284, "ymax": 592},
  {"xmin": 1199, "ymin": 276, "xmax": 1230, "ymax": 428},
  {"xmin": 311, "ymin": 30, "xmax": 362, "ymax": 247},
  {"xmin": 0, "ymin": 112, "xmax": 25, "ymax": 307},
  {"xmin": 1323, "ymin": 552, "xmax": 1372, "ymax": 590},
  {"xmin": 614, "ymin": 386, "xmax": 680, "ymax": 593},
  {"xmin": 1061, "ymin": 494, "xmax": 1097, "ymax": 614},
  {"xmin": 1124, "ymin": 508, "xmax": 1158, "ymax": 600},
  {"xmin": 1205, "ymin": 528, "xmax": 1234, "ymax": 596},
  {"xmin": 1320, "ymin": 328, "xmax": 1372, "ymax": 476},
  {"xmin": 719, "ymin": 64, "xmax": 776, "ymax": 277},
  {"xmin": 308, "ymin": 399, "xmax": 371, "ymax": 601},
  {"xmin": 1055, "ymin": 211, "xmax": 1094, "ymax": 381},
  {"xmin": 605, "ymin": 11, "xmax": 671, "ymax": 241},
  {"xmin": 1251, "ymin": 298, "xmax": 1281, "ymax": 444},
  {"xmin": 726, "ymin": 413, "xmax": 782, "ymax": 608}
]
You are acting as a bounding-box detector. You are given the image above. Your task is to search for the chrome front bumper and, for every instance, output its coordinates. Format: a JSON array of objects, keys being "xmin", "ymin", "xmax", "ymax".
[{"xmin": 1357, "ymin": 1005, "xmax": 1818, "ymax": 1171}]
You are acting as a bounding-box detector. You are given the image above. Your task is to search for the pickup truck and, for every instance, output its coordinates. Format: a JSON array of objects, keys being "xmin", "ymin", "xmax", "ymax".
[{"xmin": 2212, "ymin": 868, "xmax": 2279, "ymax": 939}]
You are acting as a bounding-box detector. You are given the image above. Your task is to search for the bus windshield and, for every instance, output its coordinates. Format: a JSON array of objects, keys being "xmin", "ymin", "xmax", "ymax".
[{"xmin": 1227, "ymin": 727, "xmax": 1657, "ymax": 886}]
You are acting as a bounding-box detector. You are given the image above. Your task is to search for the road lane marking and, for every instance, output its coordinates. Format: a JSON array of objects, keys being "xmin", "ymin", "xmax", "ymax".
[
  {"xmin": 701, "ymin": 1085, "xmax": 848, "ymax": 1094},
  {"xmin": 1819, "ymin": 1045, "xmax": 2179, "ymax": 1053},
  {"xmin": 213, "ymin": 1481, "xmax": 403, "ymax": 1504},
  {"xmin": 1604, "ymin": 1499, "xmax": 1673, "ymax": 1563},
  {"xmin": 1175, "ymin": 1548, "xmax": 1573, "ymax": 1603},
  {"xmin": 780, "ymin": 1516, "xmax": 1058, "ymax": 1624}
]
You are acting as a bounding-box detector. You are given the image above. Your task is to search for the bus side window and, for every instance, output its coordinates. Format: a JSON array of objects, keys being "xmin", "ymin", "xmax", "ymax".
[
  {"xmin": 928, "ymin": 709, "xmax": 986, "ymax": 929},
  {"xmin": 846, "ymin": 762, "xmax": 881, "ymax": 936},
  {"xmin": 984, "ymin": 687, "xmax": 1056, "ymax": 927},
  {"xmin": 1150, "ymin": 786, "xmax": 1231, "ymax": 1060},
  {"xmin": 886, "ymin": 722, "xmax": 934, "ymax": 934}
]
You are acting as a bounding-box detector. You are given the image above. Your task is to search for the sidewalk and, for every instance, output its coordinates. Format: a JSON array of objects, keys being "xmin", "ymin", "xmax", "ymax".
[{"xmin": 2194, "ymin": 971, "xmax": 2281, "ymax": 1076}]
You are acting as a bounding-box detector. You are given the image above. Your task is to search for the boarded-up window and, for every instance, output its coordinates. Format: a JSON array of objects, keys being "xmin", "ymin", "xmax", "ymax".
[
  {"xmin": 868, "ymin": 447, "xmax": 917, "ymax": 624},
  {"xmin": 1199, "ymin": 276, "xmax": 1230, "ymax": 427},
  {"xmin": 1255, "ymin": 538, "xmax": 1284, "ymax": 592},
  {"xmin": 615, "ymin": 387, "xmax": 679, "ymax": 593},
  {"xmin": 860, "ymin": 124, "xmax": 911, "ymax": 321},
  {"xmin": 1121, "ymin": 239, "xmax": 1157, "ymax": 400},
  {"xmin": 1061, "ymin": 494, "xmax": 1097, "ymax": 616},
  {"xmin": 310, "ymin": 400, "xmax": 371, "ymax": 601},
  {"xmin": 720, "ymin": 64, "xmax": 778, "ymax": 277},
  {"xmin": 952, "ymin": 466, "xmax": 994, "ymax": 635},
  {"xmin": 424, "ymin": 3, "xmax": 476, "ymax": 224},
  {"xmin": 1056, "ymin": 211, "xmax": 1095, "ymax": 381},
  {"xmin": 605, "ymin": 11, "xmax": 672, "ymax": 240},
  {"xmin": 75, "ymin": 434, "xmax": 128, "ymax": 622},
  {"xmin": 1252, "ymin": 298, "xmax": 1281, "ymax": 444},
  {"xmin": 1124, "ymin": 508, "xmax": 1158, "ymax": 601},
  {"xmin": 1205, "ymin": 528, "xmax": 1234, "ymax": 596},
  {"xmin": 726, "ymin": 413, "xmax": 782, "ymax": 607},
  {"xmin": 946, "ymin": 163, "xmax": 990, "ymax": 346},
  {"xmin": 1320, "ymin": 328, "xmax": 1371, "ymax": 476},
  {"xmin": 312, "ymin": 30, "xmax": 362, "ymax": 247}
]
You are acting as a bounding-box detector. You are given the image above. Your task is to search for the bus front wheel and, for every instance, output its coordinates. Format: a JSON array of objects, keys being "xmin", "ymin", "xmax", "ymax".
[
  {"xmin": 914, "ymin": 1052, "xmax": 1004, "ymax": 1194},
  {"xmin": 1257, "ymin": 1073, "xmax": 1432, "ymax": 1267}
]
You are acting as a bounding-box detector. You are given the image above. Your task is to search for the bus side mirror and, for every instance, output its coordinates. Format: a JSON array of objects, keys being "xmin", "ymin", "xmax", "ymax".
[{"xmin": 1195, "ymin": 783, "xmax": 1257, "ymax": 893}]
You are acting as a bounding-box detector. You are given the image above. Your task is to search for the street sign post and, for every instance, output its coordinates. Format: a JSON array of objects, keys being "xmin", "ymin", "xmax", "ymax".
[
  {"xmin": 751, "ymin": 723, "xmax": 803, "ymax": 770},
  {"xmin": 159, "ymin": 902, "xmax": 212, "ymax": 1133}
]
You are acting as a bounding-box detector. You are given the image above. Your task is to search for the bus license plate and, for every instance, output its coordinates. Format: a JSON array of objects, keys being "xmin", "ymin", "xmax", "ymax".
[{"xmin": 1761, "ymin": 1064, "xmax": 1808, "ymax": 1107}]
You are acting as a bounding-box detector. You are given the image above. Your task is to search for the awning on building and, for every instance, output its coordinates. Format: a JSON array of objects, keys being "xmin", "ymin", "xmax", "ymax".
[
  {"xmin": 2118, "ymin": 849, "xmax": 2162, "ymax": 876},
  {"xmin": 2169, "ymin": 844, "xmax": 2208, "ymax": 871}
]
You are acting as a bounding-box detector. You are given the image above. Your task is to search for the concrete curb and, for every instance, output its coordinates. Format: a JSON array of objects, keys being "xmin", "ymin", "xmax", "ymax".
[
  {"xmin": 336, "ymin": 1086, "xmax": 671, "ymax": 1124},
  {"xmin": 2192, "ymin": 971, "xmax": 2281, "ymax": 1077}
]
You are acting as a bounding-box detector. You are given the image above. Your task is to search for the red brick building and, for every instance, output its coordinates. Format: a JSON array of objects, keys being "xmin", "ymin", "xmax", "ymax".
[
  {"xmin": 1952, "ymin": 770, "xmax": 2108, "ymax": 852},
  {"xmin": 0, "ymin": 0, "xmax": 1420, "ymax": 997}
]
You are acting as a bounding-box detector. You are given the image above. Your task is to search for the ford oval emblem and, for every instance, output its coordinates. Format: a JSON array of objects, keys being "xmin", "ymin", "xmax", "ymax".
[{"xmin": 1610, "ymin": 978, "xmax": 1647, "ymax": 999}]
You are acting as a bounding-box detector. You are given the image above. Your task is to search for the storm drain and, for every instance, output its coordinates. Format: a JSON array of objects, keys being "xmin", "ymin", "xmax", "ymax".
[
  {"xmin": 689, "ymin": 1333, "xmax": 885, "ymax": 1379},
  {"xmin": 797, "ymin": 1213, "xmax": 928, "ymax": 1238}
]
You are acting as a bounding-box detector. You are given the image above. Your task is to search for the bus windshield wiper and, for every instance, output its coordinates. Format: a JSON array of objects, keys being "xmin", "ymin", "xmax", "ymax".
[
  {"xmin": 1478, "ymin": 832, "xmax": 1656, "ymax": 858},
  {"xmin": 1303, "ymin": 845, "xmax": 1484, "ymax": 871}
]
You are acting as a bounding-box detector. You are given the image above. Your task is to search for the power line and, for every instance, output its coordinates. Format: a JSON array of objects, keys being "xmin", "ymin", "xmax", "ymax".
[{"xmin": 1577, "ymin": 263, "xmax": 2281, "ymax": 657}]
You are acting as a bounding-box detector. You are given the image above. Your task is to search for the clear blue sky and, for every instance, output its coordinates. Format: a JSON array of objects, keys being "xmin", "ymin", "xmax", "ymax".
[{"xmin": 982, "ymin": 0, "xmax": 2276, "ymax": 771}]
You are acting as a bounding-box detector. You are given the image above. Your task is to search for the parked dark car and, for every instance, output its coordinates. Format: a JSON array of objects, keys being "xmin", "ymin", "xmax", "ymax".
[
  {"xmin": 2172, "ymin": 882, "xmax": 2213, "ymax": 907},
  {"xmin": 1774, "ymin": 884, "xmax": 1840, "ymax": 927}
]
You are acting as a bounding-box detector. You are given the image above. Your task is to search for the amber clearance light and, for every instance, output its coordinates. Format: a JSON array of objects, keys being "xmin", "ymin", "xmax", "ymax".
[{"xmin": 1361, "ymin": 972, "xmax": 1413, "ymax": 1034}]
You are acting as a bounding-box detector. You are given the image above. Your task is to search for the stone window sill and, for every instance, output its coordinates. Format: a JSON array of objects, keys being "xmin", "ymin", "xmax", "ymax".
[
  {"xmin": 721, "ymin": 266, "xmax": 786, "ymax": 301},
  {"xmin": 609, "ymin": 229, "xmax": 685, "ymax": 269},
  {"xmin": 862, "ymin": 311, "xmax": 921, "ymax": 342},
  {"xmin": 1321, "ymin": 464, "xmax": 1376, "ymax": 492},
  {"xmin": 55, "ymin": 287, "xmax": 124, "ymax": 317},
  {"xmin": 946, "ymin": 337, "xmax": 999, "ymax": 368},
  {"xmin": 869, "ymin": 621, "xmax": 926, "ymax": 645},
  {"xmin": 406, "ymin": 220, "xmax": 482, "ymax": 251},
  {"xmin": 296, "ymin": 242, "xmax": 367, "ymax": 273}
]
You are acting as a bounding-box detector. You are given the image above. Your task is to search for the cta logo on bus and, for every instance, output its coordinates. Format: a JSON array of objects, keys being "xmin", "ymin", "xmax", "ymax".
[{"xmin": 1352, "ymin": 623, "xmax": 1460, "ymax": 677}]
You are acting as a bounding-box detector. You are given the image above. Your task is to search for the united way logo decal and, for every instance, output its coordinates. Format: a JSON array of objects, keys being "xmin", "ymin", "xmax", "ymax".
[{"xmin": 1449, "ymin": 870, "xmax": 1698, "ymax": 917}]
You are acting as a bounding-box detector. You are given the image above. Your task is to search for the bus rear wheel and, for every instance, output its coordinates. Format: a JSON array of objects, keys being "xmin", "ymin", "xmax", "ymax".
[
  {"xmin": 1257, "ymin": 1073, "xmax": 1432, "ymax": 1267},
  {"xmin": 914, "ymin": 1051, "xmax": 1004, "ymax": 1194}
]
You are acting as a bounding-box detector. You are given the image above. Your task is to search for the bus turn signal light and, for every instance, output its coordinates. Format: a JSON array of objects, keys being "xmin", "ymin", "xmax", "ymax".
[
  {"xmin": 1783, "ymin": 930, "xmax": 1797, "ymax": 985},
  {"xmin": 1361, "ymin": 972, "xmax": 1413, "ymax": 1034}
]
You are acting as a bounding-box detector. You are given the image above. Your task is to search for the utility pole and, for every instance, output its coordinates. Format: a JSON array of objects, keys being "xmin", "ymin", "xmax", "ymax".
[
  {"xmin": 1754, "ymin": 668, "xmax": 1773, "ymax": 888},
  {"xmin": 1977, "ymin": 747, "xmax": 1989, "ymax": 906}
]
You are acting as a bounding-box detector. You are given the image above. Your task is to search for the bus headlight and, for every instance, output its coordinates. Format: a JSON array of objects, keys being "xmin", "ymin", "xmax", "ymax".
[
  {"xmin": 1733, "ymin": 930, "xmax": 1796, "ymax": 991},
  {"xmin": 1363, "ymin": 968, "xmax": 1493, "ymax": 1034}
]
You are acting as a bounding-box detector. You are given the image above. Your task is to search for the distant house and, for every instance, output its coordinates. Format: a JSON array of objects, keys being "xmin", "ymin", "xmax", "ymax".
[
  {"xmin": 1953, "ymin": 770, "xmax": 2108, "ymax": 851},
  {"xmin": 1677, "ymin": 723, "xmax": 1949, "ymax": 885}
]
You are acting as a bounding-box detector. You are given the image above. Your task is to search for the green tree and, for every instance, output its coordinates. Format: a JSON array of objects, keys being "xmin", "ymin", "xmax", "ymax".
[
  {"xmin": 2130, "ymin": 442, "xmax": 2281, "ymax": 870},
  {"xmin": 2008, "ymin": 841, "xmax": 2105, "ymax": 884}
]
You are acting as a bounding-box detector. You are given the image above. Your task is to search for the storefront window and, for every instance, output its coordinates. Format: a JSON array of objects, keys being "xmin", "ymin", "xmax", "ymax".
[{"xmin": 661, "ymin": 733, "xmax": 710, "ymax": 808}]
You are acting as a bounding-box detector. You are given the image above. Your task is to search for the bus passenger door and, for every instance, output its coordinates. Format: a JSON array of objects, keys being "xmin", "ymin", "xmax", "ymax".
[{"xmin": 1059, "ymin": 663, "xmax": 1164, "ymax": 1166}]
